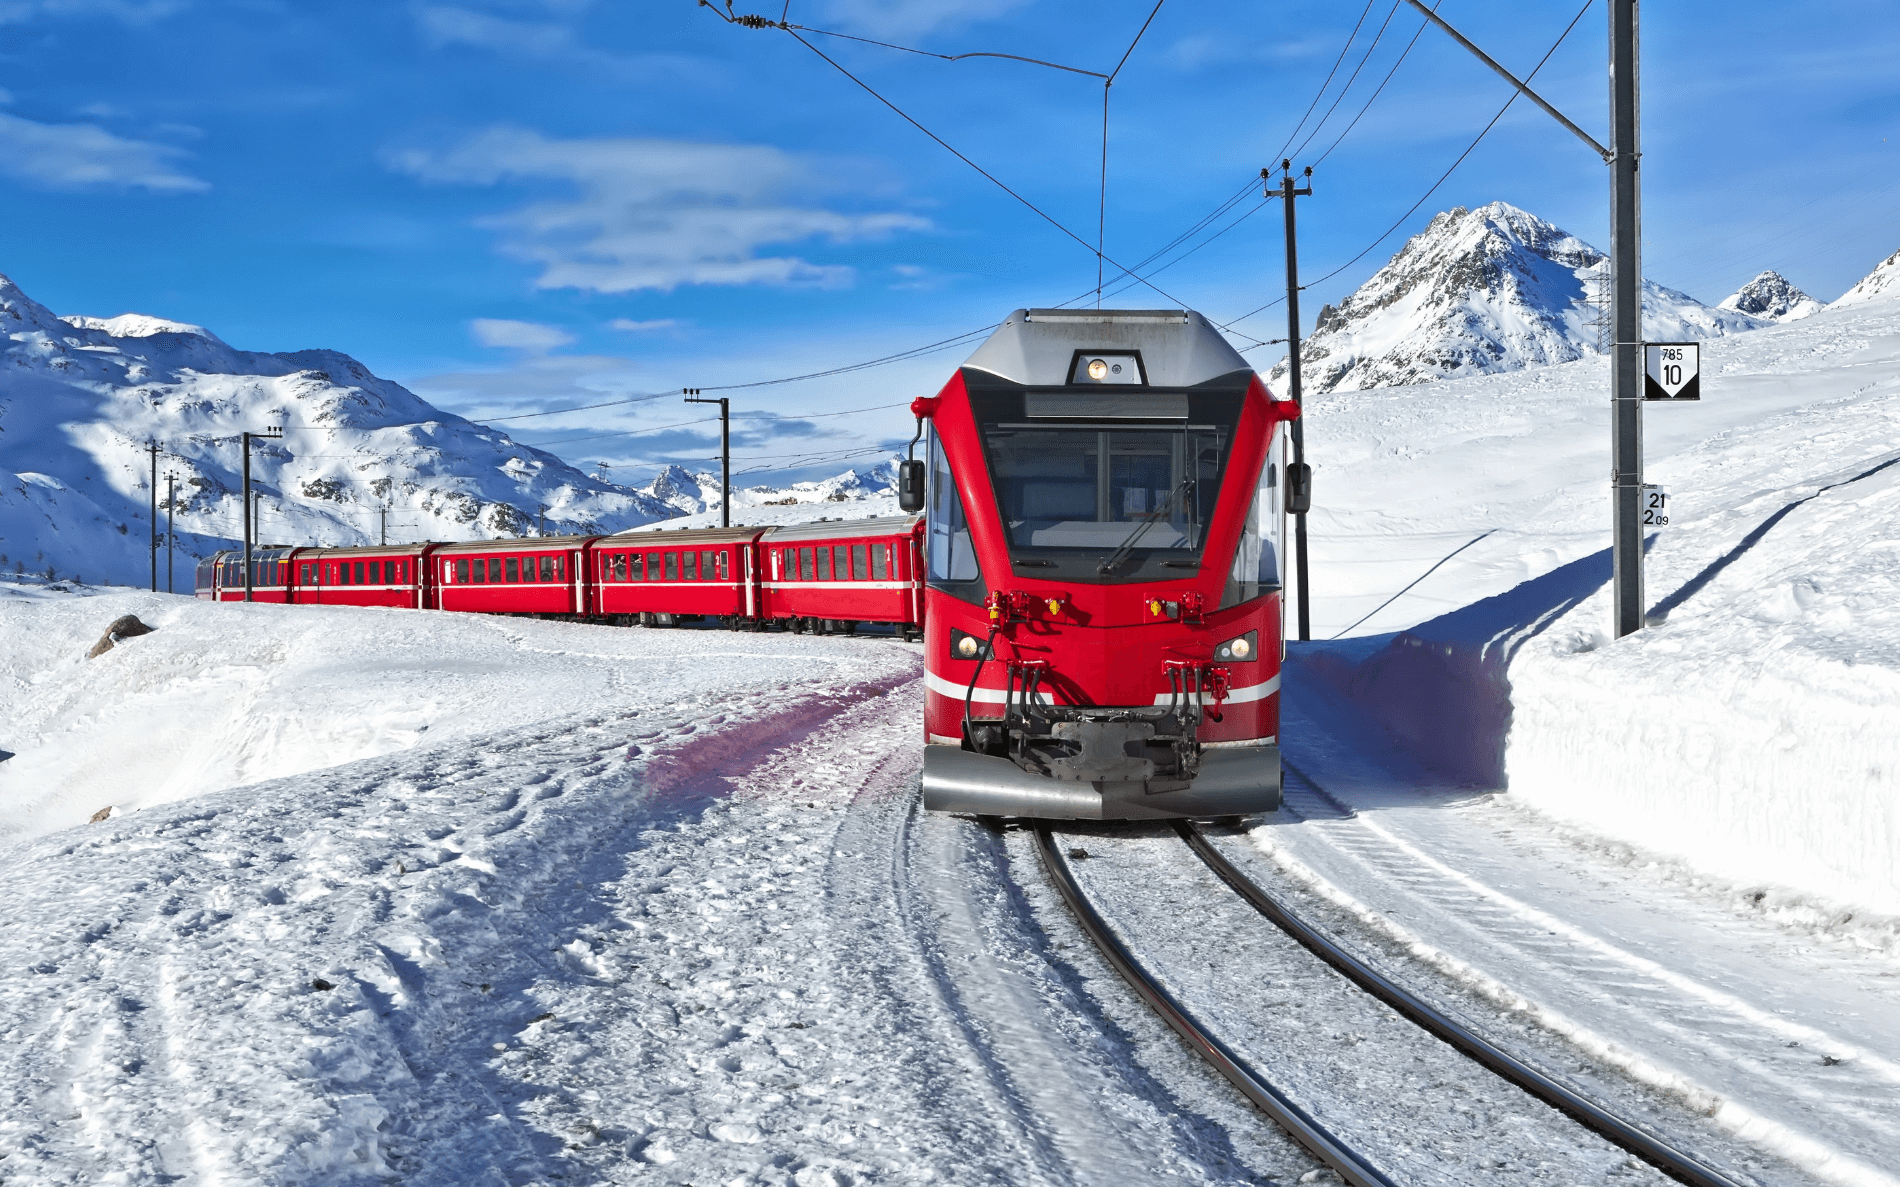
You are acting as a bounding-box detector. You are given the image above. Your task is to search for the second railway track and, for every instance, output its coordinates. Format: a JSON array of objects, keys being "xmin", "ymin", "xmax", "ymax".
[{"xmin": 1032, "ymin": 819, "xmax": 1755, "ymax": 1187}]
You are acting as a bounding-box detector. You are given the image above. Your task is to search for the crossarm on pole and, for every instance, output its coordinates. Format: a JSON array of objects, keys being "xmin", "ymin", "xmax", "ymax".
[{"xmin": 1401, "ymin": 0, "xmax": 1610, "ymax": 161}]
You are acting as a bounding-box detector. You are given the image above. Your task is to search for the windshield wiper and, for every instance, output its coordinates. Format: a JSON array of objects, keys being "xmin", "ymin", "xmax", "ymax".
[{"xmin": 1097, "ymin": 478, "xmax": 1191, "ymax": 576}]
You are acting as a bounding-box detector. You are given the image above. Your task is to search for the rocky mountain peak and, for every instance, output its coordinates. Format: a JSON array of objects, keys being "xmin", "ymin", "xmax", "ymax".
[
  {"xmin": 1268, "ymin": 202, "xmax": 1765, "ymax": 395},
  {"xmin": 1718, "ymin": 271, "xmax": 1821, "ymax": 322}
]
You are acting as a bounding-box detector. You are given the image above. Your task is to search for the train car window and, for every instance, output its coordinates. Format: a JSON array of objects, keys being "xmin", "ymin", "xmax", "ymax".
[
  {"xmin": 538, "ymin": 555, "xmax": 553, "ymax": 581},
  {"xmin": 461, "ymin": 558, "xmax": 474, "ymax": 584},
  {"xmin": 683, "ymin": 552, "xmax": 698, "ymax": 581},
  {"xmin": 505, "ymin": 557, "xmax": 519, "ymax": 582},
  {"xmin": 349, "ymin": 561, "xmax": 361, "ymax": 584},
  {"xmin": 969, "ymin": 383, "xmax": 1243, "ymax": 583},
  {"xmin": 610, "ymin": 553, "xmax": 626, "ymax": 581},
  {"xmin": 664, "ymin": 552, "xmax": 677, "ymax": 580},
  {"xmin": 1223, "ymin": 433, "xmax": 1285, "ymax": 608},
  {"xmin": 926, "ymin": 430, "xmax": 982, "ymax": 586},
  {"xmin": 872, "ymin": 545, "xmax": 888, "ymax": 580},
  {"xmin": 702, "ymin": 550, "xmax": 716, "ymax": 580},
  {"xmin": 798, "ymin": 547, "xmax": 813, "ymax": 581},
  {"xmin": 645, "ymin": 553, "xmax": 658, "ymax": 580},
  {"xmin": 337, "ymin": 563, "xmax": 349, "ymax": 586},
  {"xmin": 716, "ymin": 552, "xmax": 730, "ymax": 581}
]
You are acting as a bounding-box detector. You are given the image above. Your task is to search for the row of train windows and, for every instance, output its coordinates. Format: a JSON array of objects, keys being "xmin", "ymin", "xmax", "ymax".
[
  {"xmin": 220, "ymin": 559, "xmax": 290, "ymax": 585},
  {"xmin": 299, "ymin": 560, "xmax": 407, "ymax": 586},
  {"xmin": 449, "ymin": 555, "xmax": 565, "ymax": 585},
  {"xmin": 778, "ymin": 544, "xmax": 888, "ymax": 582},
  {"xmin": 601, "ymin": 550, "xmax": 731, "ymax": 582}
]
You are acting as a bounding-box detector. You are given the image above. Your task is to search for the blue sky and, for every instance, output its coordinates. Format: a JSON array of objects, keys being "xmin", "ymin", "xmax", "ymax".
[{"xmin": 2, "ymin": 0, "xmax": 1895, "ymax": 484}]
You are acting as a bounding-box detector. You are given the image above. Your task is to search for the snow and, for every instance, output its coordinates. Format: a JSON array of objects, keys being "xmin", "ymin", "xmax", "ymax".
[
  {"xmin": 1719, "ymin": 271, "xmax": 1824, "ymax": 322},
  {"xmin": 1268, "ymin": 202, "xmax": 1764, "ymax": 396},
  {"xmin": 3, "ymin": 232, "xmax": 1900, "ymax": 1182},
  {"xmin": 0, "ymin": 272, "xmax": 896, "ymax": 589}
]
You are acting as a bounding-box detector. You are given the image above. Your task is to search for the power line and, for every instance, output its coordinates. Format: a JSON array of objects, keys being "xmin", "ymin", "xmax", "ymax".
[
  {"xmin": 1224, "ymin": 0, "xmax": 1596, "ymax": 333},
  {"xmin": 1269, "ymin": 0, "xmax": 1379, "ymax": 165},
  {"xmin": 1289, "ymin": 0, "xmax": 1404, "ymax": 161},
  {"xmin": 1312, "ymin": 2, "xmax": 1438, "ymax": 166}
]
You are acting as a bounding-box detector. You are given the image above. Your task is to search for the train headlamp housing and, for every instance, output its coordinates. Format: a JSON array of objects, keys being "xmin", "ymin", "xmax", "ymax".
[
  {"xmin": 1213, "ymin": 630, "xmax": 1258, "ymax": 662},
  {"xmin": 950, "ymin": 628, "xmax": 987, "ymax": 661}
]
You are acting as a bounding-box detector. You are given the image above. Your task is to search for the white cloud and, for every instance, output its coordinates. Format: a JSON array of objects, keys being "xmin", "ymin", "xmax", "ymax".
[
  {"xmin": 0, "ymin": 0, "xmax": 187, "ymax": 24},
  {"xmin": 471, "ymin": 317, "xmax": 576, "ymax": 350},
  {"xmin": 608, "ymin": 318, "xmax": 680, "ymax": 332},
  {"xmin": 415, "ymin": 5, "xmax": 574, "ymax": 56},
  {"xmin": 0, "ymin": 112, "xmax": 207, "ymax": 193},
  {"xmin": 392, "ymin": 127, "xmax": 930, "ymax": 293},
  {"xmin": 815, "ymin": 0, "xmax": 1023, "ymax": 40}
]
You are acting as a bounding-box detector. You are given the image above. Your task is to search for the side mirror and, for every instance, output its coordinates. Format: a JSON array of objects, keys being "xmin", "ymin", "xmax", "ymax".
[
  {"xmin": 1285, "ymin": 462, "xmax": 1312, "ymax": 516},
  {"xmin": 897, "ymin": 458, "xmax": 926, "ymax": 513}
]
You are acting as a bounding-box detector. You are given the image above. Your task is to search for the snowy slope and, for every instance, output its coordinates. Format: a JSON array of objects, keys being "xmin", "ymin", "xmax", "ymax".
[
  {"xmin": 1268, "ymin": 202, "xmax": 1764, "ymax": 395},
  {"xmin": 0, "ymin": 268, "xmax": 907, "ymax": 587},
  {"xmin": 0, "ymin": 272, "xmax": 684, "ymax": 587},
  {"xmin": 1831, "ymin": 245, "xmax": 1900, "ymax": 307},
  {"xmin": 1719, "ymin": 270, "xmax": 1823, "ymax": 322},
  {"xmin": 633, "ymin": 459, "xmax": 901, "ymax": 520},
  {"xmin": 1285, "ymin": 243, "xmax": 1900, "ymax": 914}
]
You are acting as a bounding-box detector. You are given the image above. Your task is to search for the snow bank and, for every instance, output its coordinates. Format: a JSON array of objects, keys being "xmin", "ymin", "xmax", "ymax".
[
  {"xmin": 1300, "ymin": 279, "xmax": 1900, "ymax": 914},
  {"xmin": 0, "ymin": 581, "xmax": 913, "ymax": 843}
]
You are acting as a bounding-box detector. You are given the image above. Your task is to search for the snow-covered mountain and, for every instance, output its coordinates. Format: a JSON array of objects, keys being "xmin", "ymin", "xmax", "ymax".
[
  {"xmin": 1831, "ymin": 245, "xmax": 1900, "ymax": 307},
  {"xmin": 1269, "ymin": 202, "xmax": 1765, "ymax": 395},
  {"xmin": 633, "ymin": 460, "xmax": 901, "ymax": 519},
  {"xmin": 0, "ymin": 272, "xmax": 894, "ymax": 586},
  {"xmin": 1718, "ymin": 270, "xmax": 1822, "ymax": 322}
]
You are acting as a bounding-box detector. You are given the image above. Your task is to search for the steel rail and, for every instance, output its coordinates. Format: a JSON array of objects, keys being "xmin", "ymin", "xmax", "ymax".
[
  {"xmin": 1176, "ymin": 821, "xmax": 1748, "ymax": 1187},
  {"xmin": 1030, "ymin": 826, "xmax": 1399, "ymax": 1187}
]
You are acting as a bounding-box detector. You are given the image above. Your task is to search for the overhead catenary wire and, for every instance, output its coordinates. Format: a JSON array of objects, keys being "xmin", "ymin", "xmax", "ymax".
[
  {"xmin": 1223, "ymin": 0, "xmax": 1596, "ymax": 334},
  {"xmin": 1288, "ymin": 0, "xmax": 1405, "ymax": 161}
]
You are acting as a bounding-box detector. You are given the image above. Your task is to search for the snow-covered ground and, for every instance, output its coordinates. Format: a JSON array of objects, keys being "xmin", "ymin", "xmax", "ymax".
[
  {"xmin": 1294, "ymin": 272, "xmax": 1900, "ymax": 914},
  {"xmin": 4, "ymin": 249, "xmax": 1899, "ymax": 1184}
]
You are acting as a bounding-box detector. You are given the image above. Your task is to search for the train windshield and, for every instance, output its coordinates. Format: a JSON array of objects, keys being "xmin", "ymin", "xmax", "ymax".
[{"xmin": 975, "ymin": 388, "xmax": 1244, "ymax": 583}]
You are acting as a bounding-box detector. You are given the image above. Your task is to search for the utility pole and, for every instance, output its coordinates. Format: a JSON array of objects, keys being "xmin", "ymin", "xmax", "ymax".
[
  {"xmin": 380, "ymin": 503, "xmax": 388, "ymax": 547},
  {"xmin": 241, "ymin": 428, "xmax": 282, "ymax": 602},
  {"xmin": 536, "ymin": 505, "xmax": 547, "ymax": 537},
  {"xmin": 164, "ymin": 472, "xmax": 177, "ymax": 594},
  {"xmin": 685, "ymin": 389, "xmax": 731, "ymax": 528},
  {"xmin": 146, "ymin": 440, "xmax": 160, "ymax": 592},
  {"xmin": 1401, "ymin": 0, "xmax": 1640, "ymax": 635},
  {"xmin": 1607, "ymin": 0, "xmax": 1644, "ymax": 637},
  {"xmin": 1267, "ymin": 161, "xmax": 1315, "ymax": 642}
]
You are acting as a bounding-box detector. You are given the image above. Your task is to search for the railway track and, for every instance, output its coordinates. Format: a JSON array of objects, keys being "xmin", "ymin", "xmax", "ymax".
[{"xmin": 1033, "ymin": 819, "xmax": 1753, "ymax": 1187}]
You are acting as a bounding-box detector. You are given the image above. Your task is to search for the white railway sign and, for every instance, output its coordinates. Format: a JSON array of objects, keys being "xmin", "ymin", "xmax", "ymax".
[
  {"xmin": 1644, "ymin": 342, "xmax": 1700, "ymax": 400},
  {"xmin": 1641, "ymin": 484, "xmax": 1668, "ymax": 528}
]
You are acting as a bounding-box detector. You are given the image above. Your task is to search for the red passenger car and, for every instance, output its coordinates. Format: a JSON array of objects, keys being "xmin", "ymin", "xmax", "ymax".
[
  {"xmin": 294, "ymin": 545, "xmax": 435, "ymax": 609},
  {"xmin": 591, "ymin": 527, "xmax": 762, "ymax": 626},
  {"xmin": 434, "ymin": 537, "xmax": 590, "ymax": 616},
  {"xmin": 200, "ymin": 546, "xmax": 301, "ymax": 602},
  {"xmin": 757, "ymin": 516, "xmax": 924, "ymax": 636}
]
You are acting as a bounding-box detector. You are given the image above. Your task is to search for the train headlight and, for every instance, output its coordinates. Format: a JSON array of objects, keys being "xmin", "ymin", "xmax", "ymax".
[
  {"xmin": 1087, "ymin": 358, "xmax": 1109, "ymax": 380},
  {"xmin": 1213, "ymin": 630, "xmax": 1259, "ymax": 661},
  {"xmin": 951, "ymin": 629, "xmax": 985, "ymax": 660}
]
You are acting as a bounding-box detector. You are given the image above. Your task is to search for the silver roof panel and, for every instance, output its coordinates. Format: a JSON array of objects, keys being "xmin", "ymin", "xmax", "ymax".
[{"xmin": 961, "ymin": 307, "xmax": 1253, "ymax": 388}]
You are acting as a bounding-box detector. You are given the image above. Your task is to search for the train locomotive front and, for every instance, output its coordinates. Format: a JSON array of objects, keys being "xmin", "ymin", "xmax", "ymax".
[{"xmin": 914, "ymin": 308, "xmax": 1300, "ymax": 820}]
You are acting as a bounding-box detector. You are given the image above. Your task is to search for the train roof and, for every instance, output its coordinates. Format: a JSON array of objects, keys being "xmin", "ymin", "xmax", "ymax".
[
  {"xmin": 430, "ymin": 534, "xmax": 604, "ymax": 554},
  {"xmin": 761, "ymin": 515, "xmax": 920, "ymax": 542},
  {"xmin": 599, "ymin": 525, "xmax": 768, "ymax": 547},
  {"xmin": 961, "ymin": 307, "xmax": 1253, "ymax": 389},
  {"xmin": 295, "ymin": 542, "xmax": 439, "ymax": 558}
]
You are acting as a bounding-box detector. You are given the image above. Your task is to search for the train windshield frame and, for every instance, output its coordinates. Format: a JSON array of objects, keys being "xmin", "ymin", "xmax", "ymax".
[{"xmin": 968, "ymin": 381, "xmax": 1248, "ymax": 585}]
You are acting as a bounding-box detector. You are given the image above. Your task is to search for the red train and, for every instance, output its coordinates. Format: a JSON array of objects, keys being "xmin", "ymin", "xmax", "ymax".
[
  {"xmin": 196, "ymin": 306, "xmax": 1297, "ymax": 822},
  {"xmin": 903, "ymin": 308, "xmax": 1301, "ymax": 820},
  {"xmin": 194, "ymin": 516, "xmax": 925, "ymax": 637}
]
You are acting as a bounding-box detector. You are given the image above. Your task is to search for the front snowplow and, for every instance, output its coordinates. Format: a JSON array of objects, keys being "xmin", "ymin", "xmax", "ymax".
[{"xmin": 921, "ymin": 743, "xmax": 1280, "ymax": 820}]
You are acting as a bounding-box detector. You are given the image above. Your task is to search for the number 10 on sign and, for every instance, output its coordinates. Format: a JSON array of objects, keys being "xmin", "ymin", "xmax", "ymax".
[
  {"xmin": 1641, "ymin": 485, "xmax": 1668, "ymax": 528},
  {"xmin": 1644, "ymin": 343, "xmax": 1700, "ymax": 400}
]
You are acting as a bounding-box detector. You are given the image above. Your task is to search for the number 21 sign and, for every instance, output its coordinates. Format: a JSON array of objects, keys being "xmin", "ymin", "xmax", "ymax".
[{"xmin": 1644, "ymin": 342, "xmax": 1700, "ymax": 400}]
